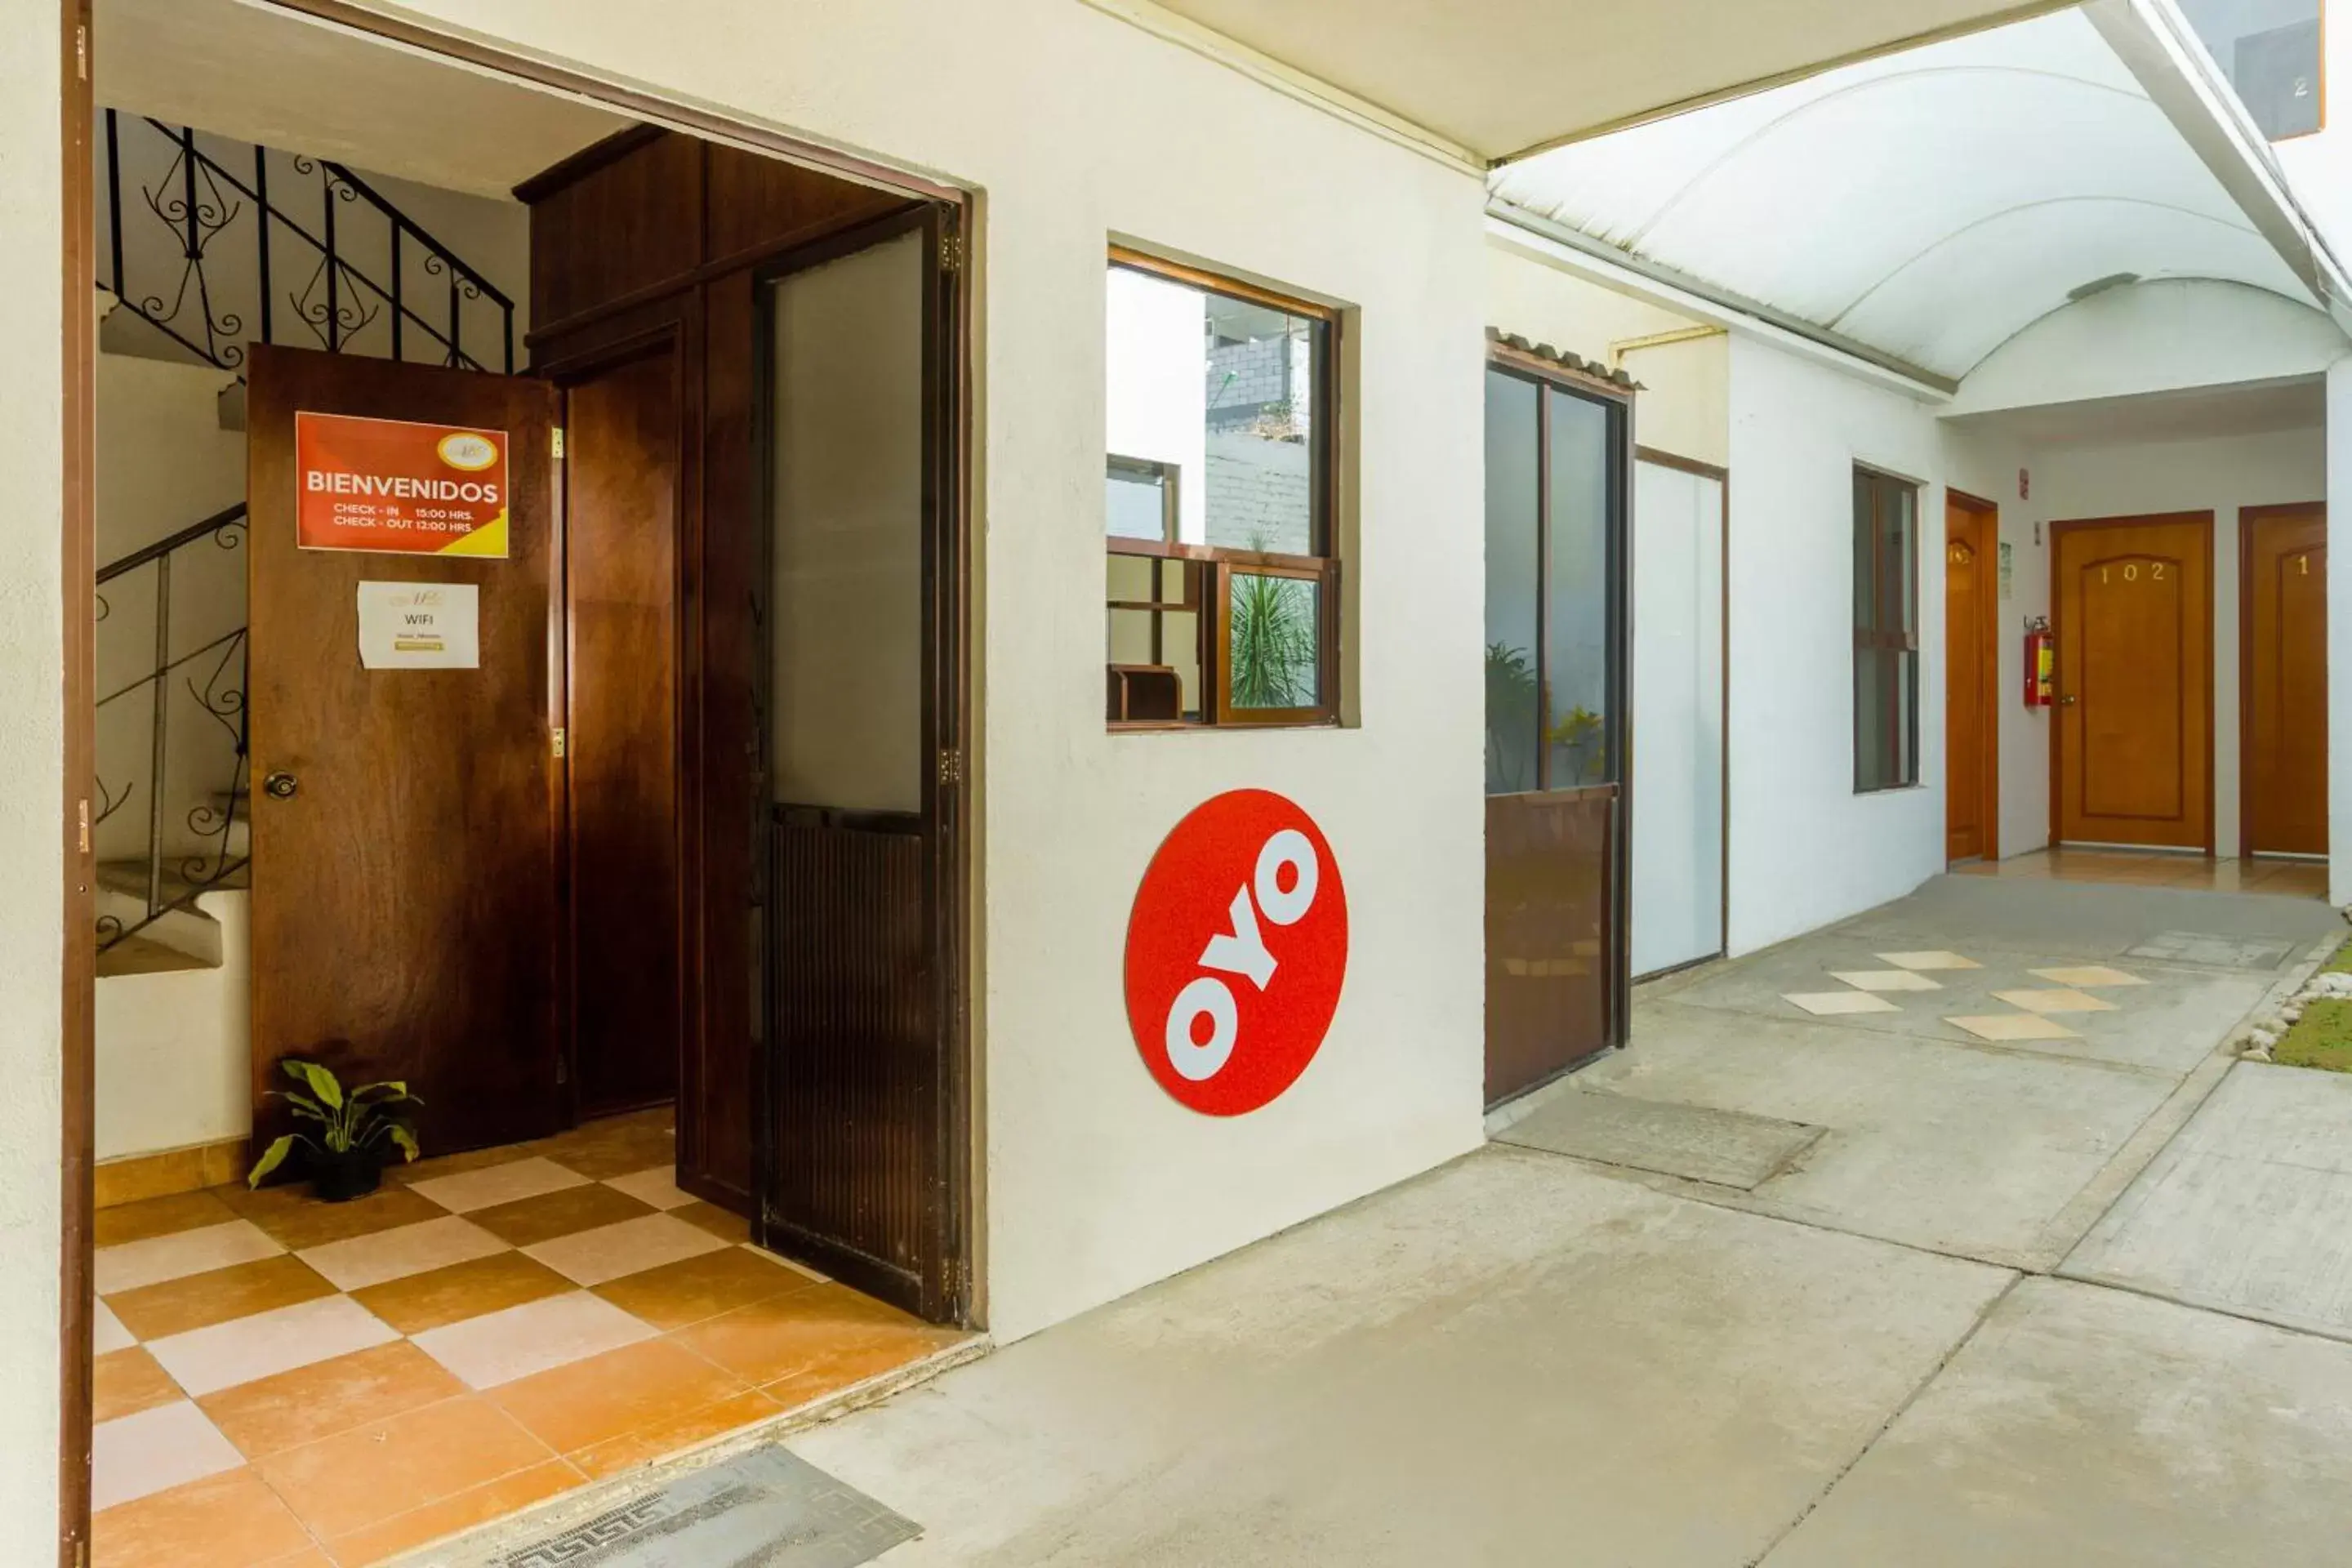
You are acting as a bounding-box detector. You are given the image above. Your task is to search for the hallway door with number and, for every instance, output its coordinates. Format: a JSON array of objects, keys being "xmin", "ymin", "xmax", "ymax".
[
  {"xmin": 1944, "ymin": 497, "xmax": 1998, "ymax": 863},
  {"xmin": 2243, "ymin": 505, "xmax": 2328, "ymax": 856},
  {"xmin": 2052, "ymin": 512, "xmax": 2212, "ymax": 851}
]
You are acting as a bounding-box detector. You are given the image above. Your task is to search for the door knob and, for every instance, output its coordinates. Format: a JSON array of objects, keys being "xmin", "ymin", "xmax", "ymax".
[
  {"xmin": 263, "ymin": 771, "xmax": 300, "ymax": 800},
  {"xmin": 2060, "ymin": 695, "xmax": 2078, "ymax": 706}
]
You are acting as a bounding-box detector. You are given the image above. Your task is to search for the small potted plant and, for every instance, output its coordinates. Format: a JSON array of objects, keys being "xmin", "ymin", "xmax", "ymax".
[{"xmin": 247, "ymin": 1058, "xmax": 423, "ymax": 1201}]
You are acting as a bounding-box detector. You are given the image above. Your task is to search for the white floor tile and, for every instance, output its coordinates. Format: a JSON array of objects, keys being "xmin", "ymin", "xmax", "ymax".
[
  {"xmin": 145, "ymin": 1293, "xmax": 399, "ymax": 1398},
  {"xmin": 407, "ymin": 1155, "xmax": 589, "ymax": 1214},
  {"xmin": 93, "ymin": 1298, "xmax": 134, "ymax": 1355},
  {"xmin": 297, "ymin": 1214, "xmax": 509, "ymax": 1291},
  {"xmin": 96, "ymin": 1220, "xmax": 283, "ymax": 1297},
  {"xmin": 604, "ymin": 1165, "xmax": 697, "ymax": 1210},
  {"xmin": 91, "ymin": 1400, "xmax": 243, "ymax": 1512},
  {"xmin": 1992, "ymin": 987, "xmax": 2118, "ymax": 1013},
  {"xmin": 411, "ymin": 1289, "xmax": 655, "ymax": 1388},
  {"xmin": 526, "ymin": 1212, "xmax": 732, "ymax": 1287},
  {"xmin": 1945, "ymin": 1013, "xmax": 2082, "ymax": 1043},
  {"xmin": 2029, "ymin": 965, "xmax": 2149, "ymax": 988},
  {"xmin": 1829, "ymin": 970, "xmax": 1944, "ymax": 993},
  {"xmin": 1784, "ymin": 991, "xmax": 1901, "ymax": 1017},
  {"xmin": 1876, "ymin": 951, "xmax": 1983, "ymax": 972}
]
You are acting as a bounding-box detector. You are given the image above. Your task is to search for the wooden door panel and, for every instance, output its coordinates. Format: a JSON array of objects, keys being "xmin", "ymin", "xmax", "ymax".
[
  {"xmin": 2245, "ymin": 508, "xmax": 2328, "ymax": 856},
  {"xmin": 564, "ymin": 344, "xmax": 684, "ymax": 1118},
  {"xmin": 1486, "ymin": 788, "xmax": 1615, "ymax": 1102},
  {"xmin": 2054, "ymin": 514, "xmax": 2212, "ymax": 850},
  {"xmin": 1944, "ymin": 501, "xmax": 1993, "ymax": 863},
  {"xmin": 246, "ymin": 345, "xmax": 562, "ymax": 1156}
]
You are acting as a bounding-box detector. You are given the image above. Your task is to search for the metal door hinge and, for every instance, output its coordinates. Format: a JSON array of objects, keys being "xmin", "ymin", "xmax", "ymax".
[
  {"xmin": 551, "ymin": 427, "xmax": 565, "ymax": 459},
  {"xmin": 939, "ymin": 234, "xmax": 964, "ymax": 274},
  {"xmin": 76, "ymin": 24, "xmax": 88, "ymax": 82},
  {"xmin": 551, "ymin": 727, "xmax": 567, "ymax": 759},
  {"xmin": 555, "ymin": 1057, "xmax": 568, "ymax": 1085},
  {"xmin": 77, "ymin": 797, "xmax": 89, "ymax": 855},
  {"xmin": 937, "ymin": 748, "xmax": 962, "ymax": 786}
]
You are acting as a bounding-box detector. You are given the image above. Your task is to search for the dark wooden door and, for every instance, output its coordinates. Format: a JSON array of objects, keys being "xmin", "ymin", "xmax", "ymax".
[
  {"xmin": 756, "ymin": 210, "xmax": 966, "ymax": 1323},
  {"xmin": 1944, "ymin": 498, "xmax": 1996, "ymax": 863},
  {"xmin": 1481, "ymin": 362, "xmax": 1630, "ymax": 1107},
  {"xmin": 2244, "ymin": 505, "xmax": 2328, "ymax": 856},
  {"xmin": 563, "ymin": 340, "xmax": 685, "ymax": 1118},
  {"xmin": 246, "ymin": 345, "xmax": 563, "ymax": 1154},
  {"xmin": 2053, "ymin": 513, "xmax": 2213, "ymax": 850}
]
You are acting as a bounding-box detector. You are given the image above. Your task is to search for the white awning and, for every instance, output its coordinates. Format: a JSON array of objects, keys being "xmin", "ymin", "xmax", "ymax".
[{"xmin": 1490, "ymin": 6, "xmax": 2336, "ymax": 383}]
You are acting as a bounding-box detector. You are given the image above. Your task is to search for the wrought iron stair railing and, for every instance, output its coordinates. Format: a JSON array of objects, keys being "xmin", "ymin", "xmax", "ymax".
[
  {"xmin": 94, "ymin": 501, "xmax": 250, "ymax": 952},
  {"xmin": 102, "ymin": 111, "xmax": 516, "ymax": 374}
]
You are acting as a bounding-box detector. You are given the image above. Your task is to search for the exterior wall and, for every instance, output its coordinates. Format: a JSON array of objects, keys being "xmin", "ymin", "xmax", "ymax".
[
  {"xmin": 0, "ymin": 11, "xmax": 65, "ymax": 1559},
  {"xmin": 1725, "ymin": 331, "xmax": 1947, "ymax": 952},
  {"xmin": 1483, "ymin": 242, "xmax": 1728, "ymax": 469},
  {"xmin": 2022, "ymin": 423, "xmax": 2327, "ymax": 857},
  {"xmin": 335, "ymin": 0, "xmax": 1489, "ymax": 1343}
]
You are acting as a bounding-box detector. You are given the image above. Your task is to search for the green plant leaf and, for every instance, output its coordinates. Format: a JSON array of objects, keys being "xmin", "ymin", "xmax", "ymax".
[
  {"xmin": 351, "ymin": 1081, "xmax": 411, "ymax": 1103},
  {"xmin": 245, "ymin": 1134, "xmax": 311, "ymax": 1188},
  {"xmin": 270, "ymin": 1090, "xmax": 331, "ymax": 1125},
  {"xmin": 385, "ymin": 1124, "xmax": 421, "ymax": 1163},
  {"xmin": 281, "ymin": 1059, "xmax": 344, "ymax": 1111}
]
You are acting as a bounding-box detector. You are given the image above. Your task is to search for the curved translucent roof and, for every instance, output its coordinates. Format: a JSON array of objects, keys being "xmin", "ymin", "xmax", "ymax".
[{"xmin": 1490, "ymin": 8, "xmax": 2318, "ymax": 381}]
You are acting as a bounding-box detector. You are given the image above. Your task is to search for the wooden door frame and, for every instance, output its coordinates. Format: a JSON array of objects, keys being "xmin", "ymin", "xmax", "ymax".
[
  {"xmin": 1947, "ymin": 488, "xmax": 2001, "ymax": 864},
  {"xmin": 59, "ymin": 1, "xmax": 97, "ymax": 1561},
  {"xmin": 2047, "ymin": 510, "xmax": 2217, "ymax": 854},
  {"xmin": 59, "ymin": 4, "xmax": 982, "ymax": 1548},
  {"xmin": 2238, "ymin": 501, "xmax": 2328, "ymax": 859},
  {"xmin": 1632, "ymin": 444, "xmax": 1731, "ymax": 977}
]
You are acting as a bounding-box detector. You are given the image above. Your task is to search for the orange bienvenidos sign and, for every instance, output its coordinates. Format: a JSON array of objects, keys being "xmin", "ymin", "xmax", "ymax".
[{"xmin": 295, "ymin": 411, "xmax": 510, "ymax": 558}]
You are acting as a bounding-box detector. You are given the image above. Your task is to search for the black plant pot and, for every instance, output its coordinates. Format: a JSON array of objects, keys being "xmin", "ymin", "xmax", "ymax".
[{"xmin": 312, "ymin": 1146, "xmax": 382, "ymax": 1203}]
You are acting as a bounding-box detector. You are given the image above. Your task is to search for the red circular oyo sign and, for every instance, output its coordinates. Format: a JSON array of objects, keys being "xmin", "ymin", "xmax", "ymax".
[{"xmin": 1124, "ymin": 790, "xmax": 1348, "ymax": 1116}]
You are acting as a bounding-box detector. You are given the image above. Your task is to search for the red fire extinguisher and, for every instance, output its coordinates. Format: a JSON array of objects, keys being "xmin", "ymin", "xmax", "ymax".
[{"xmin": 2022, "ymin": 617, "xmax": 2053, "ymax": 708}]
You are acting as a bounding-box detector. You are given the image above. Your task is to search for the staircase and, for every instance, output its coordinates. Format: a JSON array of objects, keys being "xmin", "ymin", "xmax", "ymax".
[{"xmin": 94, "ymin": 114, "xmax": 519, "ymax": 978}]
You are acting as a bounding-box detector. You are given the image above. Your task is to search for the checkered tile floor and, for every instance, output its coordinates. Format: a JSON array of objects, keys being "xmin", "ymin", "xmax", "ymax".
[
  {"xmin": 1781, "ymin": 950, "xmax": 2147, "ymax": 1039},
  {"xmin": 89, "ymin": 1111, "xmax": 968, "ymax": 1568}
]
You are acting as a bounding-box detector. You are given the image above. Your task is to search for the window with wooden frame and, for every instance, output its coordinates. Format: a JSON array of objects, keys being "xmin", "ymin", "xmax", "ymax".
[
  {"xmin": 1853, "ymin": 466, "xmax": 1920, "ymax": 792},
  {"xmin": 1104, "ymin": 248, "xmax": 1338, "ymax": 728}
]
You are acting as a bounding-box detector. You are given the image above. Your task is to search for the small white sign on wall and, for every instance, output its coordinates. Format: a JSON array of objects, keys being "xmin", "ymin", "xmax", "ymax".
[{"xmin": 357, "ymin": 581, "xmax": 479, "ymax": 670}]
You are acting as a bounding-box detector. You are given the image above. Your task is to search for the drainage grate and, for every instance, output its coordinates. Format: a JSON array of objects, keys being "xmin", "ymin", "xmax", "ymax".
[
  {"xmin": 459, "ymin": 1446, "xmax": 918, "ymax": 1568},
  {"xmin": 2125, "ymin": 932, "xmax": 2296, "ymax": 970},
  {"xmin": 1498, "ymin": 1091, "xmax": 1824, "ymax": 1190}
]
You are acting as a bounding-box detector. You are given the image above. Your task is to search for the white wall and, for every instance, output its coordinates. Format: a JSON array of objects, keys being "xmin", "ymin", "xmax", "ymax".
[
  {"xmin": 96, "ymin": 893, "xmax": 249, "ymax": 1160},
  {"xmin": 2025, "ymin": 423, "xmax": 2327, "ymax": 857},
  {"xmin": 1725, "ymin": 331, "xmax": 1948, "ymax": 952},
  {"xmin": 303, "ymin": 0, "xmax": 1492, "ymax": 1343},
  {"xmin": 1484, "ymin": 240, "xmax": 1729, "ymax": 469},
  {"xmin": 0, "ymin": 10, "xmax": 65, "ymax": 1557}
]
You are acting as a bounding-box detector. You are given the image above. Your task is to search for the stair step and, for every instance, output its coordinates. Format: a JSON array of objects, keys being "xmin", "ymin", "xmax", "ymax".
[
  {"xmin": 96, "ymin": 858, "xmax": 249, "ymax": 904},
  {"xmin": 98, "ymin": 933, "xmax": 217, "ymax": 978}
]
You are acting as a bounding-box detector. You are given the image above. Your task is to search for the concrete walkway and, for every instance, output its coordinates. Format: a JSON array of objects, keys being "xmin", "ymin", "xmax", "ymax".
[{"xmin": 429, "ymin": 875, "xmax": 2352, "ymax": 1566}]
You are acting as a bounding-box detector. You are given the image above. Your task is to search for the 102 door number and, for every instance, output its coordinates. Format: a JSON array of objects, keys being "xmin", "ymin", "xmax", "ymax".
[
  {"xmin": 2098, "ymin": 560, "xmax": 2167, "ymax": 582},
  {"xmin": 1124, "ymin": 790, "xmax": 1349, "ymax": 1117}
]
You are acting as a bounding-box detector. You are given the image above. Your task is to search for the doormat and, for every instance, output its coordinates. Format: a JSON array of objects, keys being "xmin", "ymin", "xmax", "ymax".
[
  {"xmin": 2126, "ymin": 932, "xmax": 2296, "ymax": 971},
  {"xmin": 1498, "ymin": 1090, "xmax": 1824, "ymax": 1191},
  {"xmin": 440, "ymin": 1446, "xmax": 919, "ymax": 1568}
]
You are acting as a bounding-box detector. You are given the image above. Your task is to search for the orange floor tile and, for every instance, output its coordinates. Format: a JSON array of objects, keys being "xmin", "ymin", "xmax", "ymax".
[
  {"xmin": 89, "ymin": 1110, "xmax": 972, "ymax": 1567},
  {"xmin": 1953, "ymin": 848, "xmax": 2328, "ymax": 899}
]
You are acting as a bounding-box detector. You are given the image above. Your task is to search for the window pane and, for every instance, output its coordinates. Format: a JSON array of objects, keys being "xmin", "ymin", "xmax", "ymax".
[
  {"xmin": 1853, "ymin": 468, "xmax": 1877, "ymax": 630},
  {"xmin": 1545, "ymin": 386, "xmax": 1615, "ymax": 786},
  {"xmin": 1107, "ymin": 458, "xmax": 1172, "ymax": 542},
  {"xmin": 1227, "ymin": 572, "xmax": 1321, "ymax": 710},
  {"xmin": 2179, "ymin": 0, "xmax": 2320, "ymax": 139},
  {"xmin": 1879, "ymin": 478, "xmax": 1915, "ymax": 635},
  {"xmin": 1484, "ymin": 370, "xmax": 1541, "ymax": 794},
  {"xmin": 1855, "ymin": 648, "xmax": 1887, "ymax": 791},
  {"xmin": 1105, "ymin": 262, "xmax": 1326, "ymax": 558}
]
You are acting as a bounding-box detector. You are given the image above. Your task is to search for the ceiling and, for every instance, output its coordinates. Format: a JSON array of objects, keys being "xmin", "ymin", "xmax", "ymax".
[
  {"xmin": 1489, "ymin": 8, "xmax": 2319, "ymax": 382},
  {"xmin": 1149, "ymin": 0, "xmax": 2069, "ymax": 160},
  {"xmin": 95, "ymin": 0, "xmax": 630, "ymax": 198},
  {"xmin": 1944, "ymin": 374, "xmax": 2324, "ymax": 445}
]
